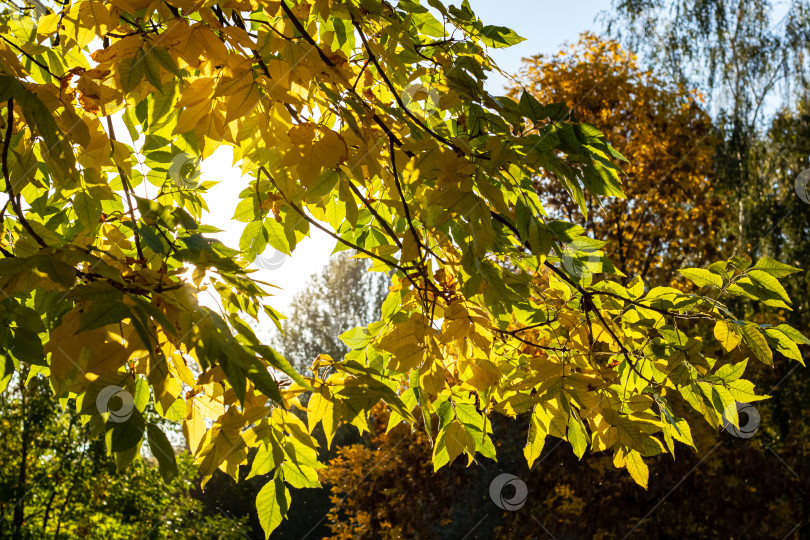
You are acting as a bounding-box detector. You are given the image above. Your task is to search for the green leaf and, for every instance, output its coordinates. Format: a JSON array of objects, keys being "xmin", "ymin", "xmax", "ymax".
[
  {"xmin": 256, "ymin": 476, "xmax": 289, "ymax": 539},
  {"xmin": 0, "ymin": 75, "xmax": 73, "ymax": 165},
  {"xmin": 248, "ymin": 442, "xmax": 281, "ymax": 479},
  {"xmin": 567, "ymin": 412, "xmax": 588, "ymax": 459},
  {"xmin": 73, "ymin": 191, "xmax": 102, "ymax": 231},
  {"xmin": 480, "ymin": 25, "xmax": 525, "ymax": 48},
  {"xmin": 120, "ymin": 52, "xmax": 146, "ymax": 93},
  {"xmin": 264, "ymin": 218, "xmax": 291, "ymax": 256},
  {"xmin": 244, "ymin": 356, "xmax": 283, "ymax": 404},
  {"xmin": 518, "ymin": 90, "xmax": 545, "ymax": 122},
  {"xmin": 764, "ymin": 328, "xmax": 804, "ymax": 364},
  {"xmin": 663, "ymin": 414, "xmax": 694, "ymax": 450},
  {"xmin": 133, "ymin": 377, "xmax": 150, "ymax": 411},
  {"xmin": 281, "ymin": 460, "xmax": 320, "ymax": 489},
  {"xmin": 11, "ymin": 328, "xmax": 44, "ymax": 365},
  {"xmin": 35, "ymin": 257, "xmax": 77, "ymax": 288},
  {"xmin": 747, "ymin": 270, "xmax": 791, "ymax": 304},
  {"xmin": 678, "ymin": 268, "xmax": 723, "ymax": 289},
  {"xmin": 143, "ymin": 49, "xmax": 163, "ymax": 91},
  {"xmin": 728, "ymin": 378, "xmax": 769, "ymax": 403},
  {"xmin": 728, "ymin": 276, "xmax": 791, "ymax": 309},
  {"xmin": 77, "ymin": 300, "xmax": 132, "ymax": 333},
  {"xmin": 240, "ymin": 220, "xmax": 267, "ymax": 260},
  {"xmin": 0, "ymin": 355, "xmax": 14, "ymax": 393},
  {"xmin": 729, "ymin": 256, "xmax": 753, "ymax": 271},
  {"xmin": 252, "ymin": 344, "xmax": 313, "ymax": 391},
  {"xmin": 714, "ymin": 359, "xmax": 748, "ymax": 383},
  {"xmin": 751, "ymin": 256, "xmax": 800, "ymax": 278},
  {"xmin": 708, "ymin": 261, "xmax": 730, "ymax": 278},
  {"xmin": 131, "ymin": 296, "xmax": 178, "ymax": 336},
  {"xmin": 582, "ymin": 161, "xmax": 624, "ymax": 198},
  {"xmin": 146, "ymin": 422, "xmax": 178, "ymax": 482},
  {"xmin": 307, "ymin": 169, "xmax": 340, "ymax": 200},
  {"xmin": 606, "ymin": 143, "xmax": 629, "ymax": 162},
  {"xmin": 739, "ymin": 324, "xmax": 773, "ymax": 366},
  {"xmin": 107, "ymin": 409, "xmax": 146, "ymax": 454},
  {"xmin": 219, "ymin": 350, "xmax": 247, "ymax": 404},
  {"xmin": 432, "ymin": 419, "xmax": 474, "ymax": 471},
  {"xmin": 773, "ymin": 324, "xmax": 810, "ymax": 345},
  {"xmin": 150, "ymin": 47, "xmax": 181, "ymax": 76},
  {"xmin": 66, "ymin": 281, "xmax": 124, "ymax": 302},
  {"xmin": 340, "ymin": 326, "xmax": 374, "ymax": 349},
  {"xmin": 232, "ymin": 197, "xmax": 258, "ymax": 222},
  {"xmin": 139, "ymin": 225, "xmax": 166, "ymax": 254}
]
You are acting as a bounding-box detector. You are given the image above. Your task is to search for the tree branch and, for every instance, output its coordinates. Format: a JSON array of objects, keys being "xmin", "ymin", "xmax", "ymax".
[
  {"xmin": 2, "ymin": 99, "xmax": 47, "ymax": 248},
  {"xmin": 353, "ymin": 17, "xmax": 482, "ymax": 158},
  {"xmin": 0, "ymin": 35, "xmax": 59, "ymax": 80},
  {"xmin": 104, "ymin": 114, "xmax": 145, "ymax": 263},
  {"xmin": 346, "ymin": 178, "xmax": 403, "ymax": 250}
]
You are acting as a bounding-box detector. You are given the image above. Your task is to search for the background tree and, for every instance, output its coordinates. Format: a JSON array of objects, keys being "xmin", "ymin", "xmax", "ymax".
[
  {"xmin": 509, "ymin": 33, "xmax": 722, "ymax": 285},
  {"xmin": 272, "ymin": 252, "xmax": 390, "ymax": 371},
  {"xmin": 0, "ymin": 370, "xmax": 249, "ymax": 539},
  {"xmin": 605, "ymin": 0, "xmax": 810, "ymax": 256}
]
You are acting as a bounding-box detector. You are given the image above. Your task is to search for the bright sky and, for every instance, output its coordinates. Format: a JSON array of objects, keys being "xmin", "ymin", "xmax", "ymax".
[{"xmin": 200, "ymin": 1, "xmax": 607, "ymax": 314}]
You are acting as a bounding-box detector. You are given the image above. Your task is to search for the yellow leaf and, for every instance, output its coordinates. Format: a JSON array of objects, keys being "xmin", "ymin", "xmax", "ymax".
[
  {"xmin": 183, "ymin": 398, "xmax": 207, "ymax": 454},
  {"xmin": 387, "ymin": 343, "xmax": 425, "ymax": 372},
  {"xmin": 433, "ymin": 419, "xmax": 474, "ymax": 470},
  {"xmin": 282, "ymin": 123, "xmax": 348, "ymax": 187},
  {"xmin": 524, "ymin": 407, "xmax": 548, "ymax": 468},
  {"xmin": 225, "ymin": 81, "xmax": 263, "ymax": 123},
  {"xmin": 378, "ymin": 315, "xmax": 427, "ymax": 353},
  {"xmin": 176, "ymin": 78, "xmax": 216, "ymax": 109},
  {"xmin": 194, "ymin": 24, "xmax": 230, "ymax": 65},
  {"xmin": 111, "ymin": 140, "xmax": 132, "ymax": 177},
  {"xmin": 64, "ymin": 1, "xmax": 116, "ymax": 48},
  {"xmin": 90, "ymin": 34, "xmax": 143, "ymax": 63},
  {"xmin": 401, "ymin": 229, "xmax": 421, "ymax": 264},
  {"xmin": 714, "ymin": 320, "xmax": 741, "ymax": 352},
  {"xmin": 45, "ymin": 309, "xmax": 135, "ymax": 395},
  {"xmin": 625, "ymin": 449, "xmax": 649, "ymax": 489},
  {"xmin": 306, "ymin": 387, "xmax": 330, "ymax": 433},
  {"xmin": 419, "ymin": 356, "xmax": 446, "ymax": 397}
]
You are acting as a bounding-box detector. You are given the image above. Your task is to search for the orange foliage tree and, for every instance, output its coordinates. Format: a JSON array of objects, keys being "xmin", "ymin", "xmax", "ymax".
[
  {"xmin": 317, "ymin": 404, "xmax": 447, "ymax": 539},
  {"xmin": 509, "ymin": 33, "xmax": 723, "ymax": 285}
]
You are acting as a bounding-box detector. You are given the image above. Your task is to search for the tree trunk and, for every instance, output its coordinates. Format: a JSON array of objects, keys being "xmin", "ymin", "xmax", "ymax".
[{"xmin": 13, "ymin": 368, "xmax": 30, "ymax": 533}]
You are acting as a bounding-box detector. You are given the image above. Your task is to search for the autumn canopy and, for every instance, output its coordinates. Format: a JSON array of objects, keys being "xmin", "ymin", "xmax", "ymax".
[{"xmin": 0, "ymin": 0, "xmax": 807, "ymax": 536}]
